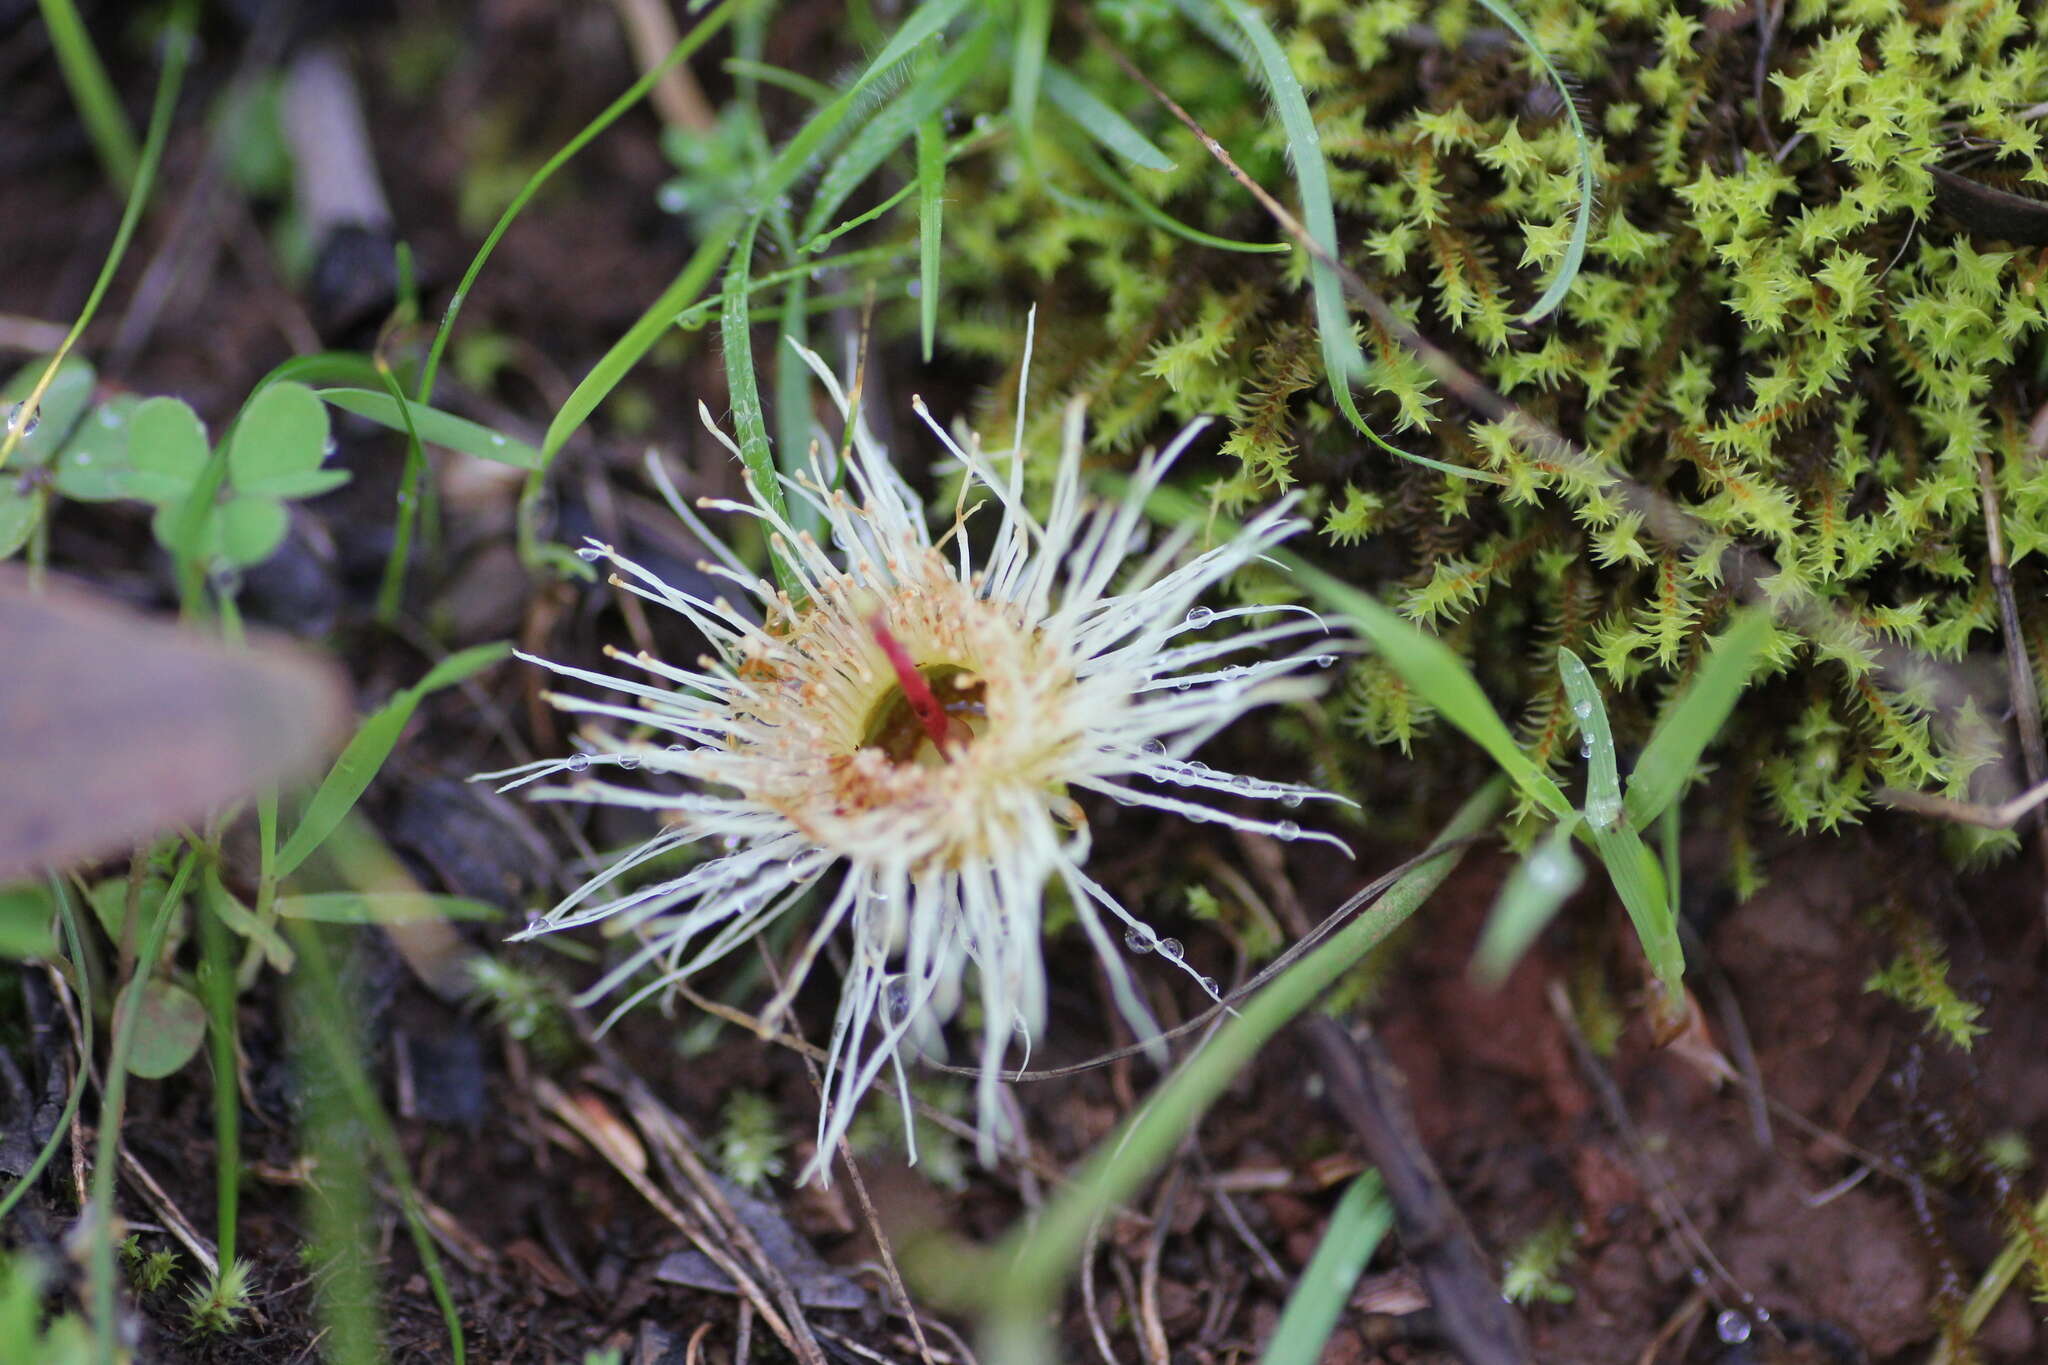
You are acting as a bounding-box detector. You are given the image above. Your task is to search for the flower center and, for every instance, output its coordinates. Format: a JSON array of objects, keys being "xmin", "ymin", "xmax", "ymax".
[{"xmin": 862, "ymin": 615, "xmax": 986, "ymax": 764}]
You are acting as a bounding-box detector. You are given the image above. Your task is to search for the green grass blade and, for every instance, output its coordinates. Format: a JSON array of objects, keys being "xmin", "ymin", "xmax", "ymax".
[
  {"xmin": 1558, "ymin": 648, "xmax": 1682, "ymax": 991},
  {"xmin": 795, "ymin": 22, "xmax": 994, "ymax": 244},
  {"xmin": 1259, "ymin": 1172, "xmax": 1394, "ymax": 1365},
  {"xmin": 2, "ymin": 0, "xmax": 193, "ymax": 474},
  {"xmin": 1069, "ymin": 140, "xmax": 1286, "ymax": 253},
  {"xmin": 916, "ymin": 113, "xmax": 945, "ymax": 362},
  {"xmin": 1622, "ymin": 608, "xmax": 1773, "ymax": 830},
  {"xmin": 1470, "ymin": 0, "xmax": 1594, "ymax": 324},
  {"xmin": 416, "ymin": 0, "xmax": 739, "ymax": 408},
  {"xmin": 1471, "ymin": 815, "xmax": 1584, "ymax": 985},
  {"xmin": 197, "ymin": 868, "xmax": 241, "ymax": 1274},
  {"xmin": 1009, "ymin": 0, "xmax": 1053, "ymax": 151},
  {"xmin": 1042, "ymin": 62, "xmax": 1174, "ymax": 171},
  {"xmin": 272, "ymin": 643, "xmax": 510, "ymax": 882},
  {"xmin": 975, "ymin": 780, "xmax": 1508, "ymax": 1365},
  {"xmin": 318, "ymin": 388, "xmax": 542, "ymax": 469},
  {"xmin": 36, "ymin": 0, "xmax": 139, "ymax": 191},
  {"xmin": 544, "ymin": 226, "xmax": 734, "ymax": 463}
]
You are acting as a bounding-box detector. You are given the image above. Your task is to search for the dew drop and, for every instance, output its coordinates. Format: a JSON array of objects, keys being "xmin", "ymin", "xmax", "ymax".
[
  {"xmin": 1281, "ymin": 791, "xmax": 1304, "ymax": 808},
  {"xmin": 566, "ymin": 754, "xmax": 590, "ymax": 772},
  {"xmin": 1314, "ymin": 654, "xmax": 1337, "ymax": 668},
  {"xmin": 99, "ymin": 407, "xmax": 123, "ymax": 427},
  {"xmin": 1579, "ymin": 737, "xmax": 1593, "ymax": 758},
  {"xmin": 1156, "ymin": 937, "xmax": 1184, "ymax": 962},
  {"xmin": 1197, "ymin": 975, "xmax": 1219, "ymax": 996},
  {"xmin": 657, "ymin": 183, "xmax": 689, "ymax": 214},
  {"xmin": 1124, "ymin": 927, "xmax": 1155, "ymax": 953},
  {"xmin": 1142, "ymin": 738, "xmax": 1166, "ymax": 755},
  {"xmin": 575, "ymin": 546, "xmax": 603, "ymax": 562},
  {"xmin": 5, "ymin": 403, "xmax": 38, "ymax": 438},
  {"xmin": 667, "ymin": 743, "xmax": 687, "ymax": 753},
  {"xmin": 1174, "ymin": 679, "xmax": 1193, "ymax": 692},
  {"xmin": 885, "ymin": 982, "xmax": 910, "ymax": 1017},
  {"xmin": 489, "ymin": 432, "xmax": 507, "ymax": 448},
  {"xmin": 1571, "ymin": 698, "xmax": 1593, "ymax": 720},
  {"xmin": 1231, "ymin": 774, "xmax": 1252, "ymax": 791},
  {"xmin": 618, "ymin": 755, "xmax": 639, "ymax": 770},
  {"xmin": 1185, "ymin": 605, "xmax": 1214, "ymax": 627},
  {"xmin": 1713, "ymin": 1310, "xmax": 1751, "ymax": 1345},
  {"xmin": 1276, "ymin": 820, "xmax": 1301, "ymax": 840}
]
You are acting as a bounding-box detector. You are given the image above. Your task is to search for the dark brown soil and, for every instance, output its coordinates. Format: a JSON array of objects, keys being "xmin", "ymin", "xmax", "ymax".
[{"xmin": 4, "ymin": 4, "xmax": 2046, "ymax": 1364}]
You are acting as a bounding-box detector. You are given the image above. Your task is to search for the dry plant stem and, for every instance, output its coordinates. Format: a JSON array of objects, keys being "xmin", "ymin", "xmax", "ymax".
[
  {"xmin": 1974, "ymin": 448, "xmax": 2048, "ymax": 919},
  {"xmin": 1298, "ymin": 1015, "xmax": 1534, "ymax": 1365},
  {"xmin": 118, "ymin": 1145, "xmax": 218, "ymax": 1278},
  {"xmin": 1634, "ymin": 1287, "xmax": 1709, "ymax": 1365},
  {"xmin": 1136, "ymin": 1161, "xmax": 1185, "ymax": 1365},
  {"xmin": 753, "ymin": 942, "xmax": 938, "ymax": 1365},
  {"xmin": 1079, "ymin": 1214, "xmax": 1120, "ymax": 1365},
  {"xmin": 1545, "ymin": 981, "xmax": 1756, "ymax": 1319},
  {"xmin": 609, "ymin": 0, "xmax": 716, "ymax": 133},
  {"xmin": 1877, "ymin": 776, "xmax": 2048, "ymax": 829},
  {"xmin": 533, "ymin": 1075, "xmax": 821, "ymax": 1365}
]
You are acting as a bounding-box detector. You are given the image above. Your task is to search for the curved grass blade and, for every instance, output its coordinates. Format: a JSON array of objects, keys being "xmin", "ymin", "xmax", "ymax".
[
  {"xmin": 1622, "ymin": 607, "xmax": 1773, "ymax": 830},
  {"xmin": 1, "ymin": 0, "xmax": 194, "ymax": 474},
  {"xmin": 1259, "ymin": 1172, "xmax": 1393, "ymax": 1365},
  {"xmin": 1472, "ymin": 0, "xmax": 1595, "ymax": 324},
  {"xmin": 417, "ymin": 0, "xmax": 740, "ymax": 408},
  {"xmin": 1009, "ymin": 0, "xmax": 1053, "ymax": 152},
  {"xmin": 272, "ymin": 643, "xmax": 510, "ymax": 883},
  {"xmin": 1068, "ymin": 140, "xmax": 1286, "ymax": 253},
  {"xmin": 1042, "ymin": 62, "xmax": 1174, "ymax": 171}
]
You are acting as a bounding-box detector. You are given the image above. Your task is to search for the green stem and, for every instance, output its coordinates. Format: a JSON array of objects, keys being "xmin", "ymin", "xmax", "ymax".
[
  {"xmin": 35, "ymin": 0, "xmax": 139, "ymax": 191},
  {"xmin": 197, "ymin": 869, "xmax": 240, "ymax": 1275},
  {"xmin": 90, "ymin": 850, "xmax": 197, "ymax": 1364}
]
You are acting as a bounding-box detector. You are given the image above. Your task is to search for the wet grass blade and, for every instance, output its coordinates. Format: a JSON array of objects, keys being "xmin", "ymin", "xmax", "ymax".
[
  {"xmin": 1042, "ymin": 62, "xmax": 1173, "ymax": 171},
  {"xmin": 1259, "ymin": 1172, "xmax": 1393, "ymax": 1365},
  {"xmin": 916, "ymin": 113, "xmax": 945, "ymax": 361},
  {"xmin": 1559, "ymin": 648, "xmax": 1682, "ymax": 991}
]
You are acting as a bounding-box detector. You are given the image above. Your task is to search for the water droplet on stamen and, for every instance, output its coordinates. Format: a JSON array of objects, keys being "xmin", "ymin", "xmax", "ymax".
[
  {"xmin": 1281, "ymin": 792, "xmax": 1304, "ymax": 808},
  {"xmin": 1174, "ymin": 679, "xmax": 1193, "ymax": 692},
  {"xmin": 1124, "ymin": 928, "xmax": 1155, "ymax": 953},
  {"xmin": 1185, "ymin": 605, "xmax": 1214, "ymax": 627},
  {"xmin": 1314, "ymin": 654, "xmax": 1337, "ymax": 668},
  {"xmin": 575, "ymin": 547, "xmax": 603, "ymax": 562},
  {"xmin": 618, "ymin": 755, "xmax": 639, "ymax": 770},
  {"xmin": 1714, "ymin": 1310, "xmax": 1751, "ymax": 1344},
  {"xmin": 566, "ymin": 754, "xmax": 590, "ymax": 772},
  {"xmin": 885, "ymin": 982, "xmax": 910, "ymax": 1017},
  {"xmin": 1276, "ymin": 820, "xmax": 1301, "ymax": 840},
  {"xmin": 1198, "ymin": 975, "xmax": 1220, "ymax": 996},
  {"xmin": 1142, "ymin": 738, "xmax": 1166, "ymax": 755},
  {"xmin": 1156, "ymin": 937, "xmax": 1184, "ymax": 961}
]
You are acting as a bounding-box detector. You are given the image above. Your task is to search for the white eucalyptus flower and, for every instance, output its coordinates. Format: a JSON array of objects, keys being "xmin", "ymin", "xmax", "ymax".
[{"xmin": 483, "ymin": 331, "xmax": 1346, "ymax": 1180}]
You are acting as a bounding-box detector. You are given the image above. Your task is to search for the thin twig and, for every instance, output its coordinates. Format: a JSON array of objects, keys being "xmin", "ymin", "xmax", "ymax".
[{"xmin": 1975, "ymin": 445, "xmax": 2048, "ymax": 924}]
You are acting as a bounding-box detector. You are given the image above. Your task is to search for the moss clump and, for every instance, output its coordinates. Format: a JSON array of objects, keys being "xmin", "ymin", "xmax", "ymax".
[{"xmin": 935, "ymin": 0, "xmax": 2048, "ymax": 853}]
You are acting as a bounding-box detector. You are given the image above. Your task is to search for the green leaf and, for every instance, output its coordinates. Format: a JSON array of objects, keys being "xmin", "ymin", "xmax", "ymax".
[
  {"xmin": 120, "ymin": 979, "xmax": 207, "ymax": 1078},
  {"xmin": 1471, "ymin": 815, "xmax": 1585, "ymax": 985},
  {"xmin": 228, "ymin": 380, "xmax": 334, "ymax": 494},
  {"xmin": 273, "ymin": 892, "xmax": 501, "ymax": 924},
  {"xmin": 318, "ymin": 388, "xmax": 541, "ymax": 471},
  {"xmin": 1010, "ymin": 0, "xmax": 1053, "ymax": 150},
  {"xmin": 50, "ymin": 397, "xmax": 141, "ymax": 501},
  {"xmin": 1259, "ymin": 1172, "xmax": 1393, "ymax": 1365},
  {"xmin": 1041, "ymin": 62, "xmax": 1174, "ymax": 171},
  {"xmin": 201, "ymin": 869, "xmax": 292, "ymax": 972},
  {"xmin": 0, "ymin": 495, "xmax": 39, "ymax": 559},
  {"xmin": 0, "ymin": 885, "xmax": 56, "ymax": 959},
  {"xmin": 126, "ymin": 396, "xmax": 210, "ymax": 504},
  {"xmin": 1623, "ymin": 608, "xmax": 1773, "ymax": 830},
  {"xmin": 211, "ymin": 494, "xmax": 290, "ymax": 566},
  {"xmin": 272, "ymin": 642, "xmax": 512, "ymax": 882},
  {"xmin": 2, "ymin": 355, "xmax": 97, "ymax": 468}
]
